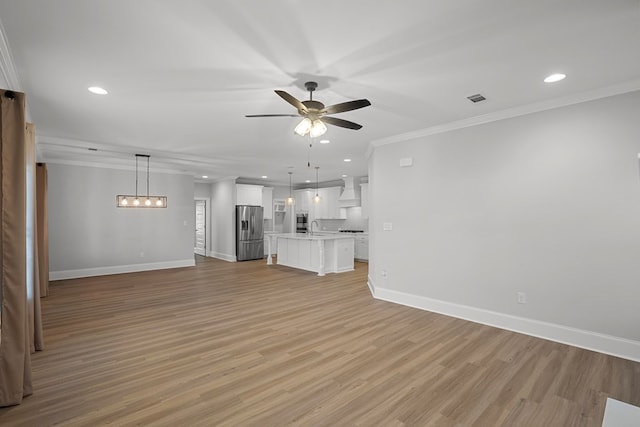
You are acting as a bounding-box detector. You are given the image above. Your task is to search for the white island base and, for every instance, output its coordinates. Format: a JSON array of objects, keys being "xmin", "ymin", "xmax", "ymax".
[{"xmin": 269, "ymin": 233, "xmax": 354, "ymax": 276}]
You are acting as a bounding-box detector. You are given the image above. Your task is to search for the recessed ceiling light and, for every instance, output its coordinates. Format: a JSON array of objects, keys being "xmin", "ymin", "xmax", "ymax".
[
  {"xmin": 319, "ymin": 139, "xmax": 330, "ymax": 144},
  {"xmin": 88, "ymin": 86, "xmax": 108, "ymax": 95},
  {"xmin": 344, "ymin": 158, "xmax": 352, "ymax": 162},
  {"xmin": 202, "ymin": 175, "xmax": 208, "ymax": 179},
  {"xmin": 261, "ymin": 175, "xmax": 268, "ymax": 179},
  {"xmin": 544, "ymin": 73, "xmax": 566, "ymax": 83},
  {"xmin": 341, "ymin": 174, "xmax": 348, "ymax": 178},
  {"xmin": 305, "ymin": 180, "xmax": 311, "ymax": 183}
]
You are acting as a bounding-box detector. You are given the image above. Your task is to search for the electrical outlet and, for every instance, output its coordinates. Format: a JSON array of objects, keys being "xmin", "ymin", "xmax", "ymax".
[
  {"xmin": 517, "ymin": 292, "xmax": 526, "ymax": 304},
  {"xmin": 140, "ymin": 251, "xmax": 145, "ymax": 258},
  {"xmin": 381, "ymin": 269, "xmax": 388, "ymax": 278}
]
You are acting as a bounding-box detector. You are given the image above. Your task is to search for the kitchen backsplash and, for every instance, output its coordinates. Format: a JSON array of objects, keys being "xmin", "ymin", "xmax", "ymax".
[{"xmin": 317, "ymin": 218, "xmax": 368, "ymax": 232}]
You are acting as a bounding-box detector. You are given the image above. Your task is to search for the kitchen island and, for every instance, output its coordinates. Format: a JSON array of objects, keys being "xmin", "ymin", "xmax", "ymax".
[{"xmin": 266, "ymin": 233, "xmax": 354, "ymax": 276}]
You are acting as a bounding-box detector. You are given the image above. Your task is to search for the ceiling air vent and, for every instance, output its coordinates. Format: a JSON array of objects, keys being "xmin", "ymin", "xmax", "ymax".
[{"xmin": 467, "ymin": 94, "xmax": 486, "ymax": 103}]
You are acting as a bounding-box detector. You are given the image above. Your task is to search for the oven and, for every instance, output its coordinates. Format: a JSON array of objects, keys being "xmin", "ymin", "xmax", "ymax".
[{"xmin": 296, "ymin": 213, "xmax": 308, "ymax": 233}]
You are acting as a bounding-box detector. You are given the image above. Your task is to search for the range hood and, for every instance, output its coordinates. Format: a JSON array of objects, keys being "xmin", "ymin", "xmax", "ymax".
[{"xmin": 338, "ymin": 177, "xmax": 361, "ymax": 207}]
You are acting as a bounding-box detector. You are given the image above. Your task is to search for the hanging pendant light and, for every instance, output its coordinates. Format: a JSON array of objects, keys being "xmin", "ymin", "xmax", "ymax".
[
  {"xmin": 117, "ymin": 154, "xmax": 167, "ymax": 208},
  {"xmin": 313, "ymin": 166, "xmax": 321, "ymax": 204},
  {"xmin": 286, "ymin": 171, "xmax": 295, "ymax": 206}
]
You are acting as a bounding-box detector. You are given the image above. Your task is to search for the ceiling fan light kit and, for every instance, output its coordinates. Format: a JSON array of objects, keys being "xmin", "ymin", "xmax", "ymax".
[
  {"xmin": 294, "ymin": 117, "xmax": 312, "ymax": 136},
  {"xmin": 247, "ymin": 81, "xmax": 371, "ymax": 137},
  {"xmin": 294, "ymin": 117, "xmax": 327, "ymax": 137}
]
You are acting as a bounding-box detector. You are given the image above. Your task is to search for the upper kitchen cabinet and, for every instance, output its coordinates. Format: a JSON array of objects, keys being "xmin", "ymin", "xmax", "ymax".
[
  {"xmin": 262, "ymin": 187, "xmax": 273, "ymax": 219},
  {"xmin": 236, "ymin": 184, "xmax": 263, "ymax": 206},
  {"xmin": 314, "ymin": 186, "xmax": 345, "ymax": 219},
  {"xmin": 360, "ymin": 183, "xmax": 369, "ymax": 218},
  {"xmin": 294, "ymin": 189, "xmax": 313, "ymax": 214}
]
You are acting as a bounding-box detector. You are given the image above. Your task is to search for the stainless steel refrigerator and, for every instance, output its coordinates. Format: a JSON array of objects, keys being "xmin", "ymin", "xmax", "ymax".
[{"xmin": 236, "ymin": 205, "xmax": 264, "ymax": 261}]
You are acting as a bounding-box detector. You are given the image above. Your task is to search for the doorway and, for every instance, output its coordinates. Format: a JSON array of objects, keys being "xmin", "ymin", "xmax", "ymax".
[{"xmin": 194, "ymin": 199, "xmax": 206, "ymax": 256}]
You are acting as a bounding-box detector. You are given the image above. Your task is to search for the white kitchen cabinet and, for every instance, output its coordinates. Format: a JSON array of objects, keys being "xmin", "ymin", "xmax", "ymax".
[
  {"xmin": 276, "ymin": 234, "xmax": 354, "ymax": 275},
  {"xmin": 294, "ymin": 189, "xmax": 313, "ymax": 214},
  {"xmin": 236, "ymin": 184, "xmax": 263, "ymax": 206},
  {"xmin": 360, "ymin": 183, "xmax": 369, "ymax": 218},
  {"xmin": 354, "ymin": 234, "xmax": 369, "ymax": 261},
  {"xmin": 326, "ymin": 186, "xmax": 344, "ymax": 219},
  {"xmin": 262, "ymin": 187, "xmax": 273, "ymax": 219},
  {"xmin": 312, "ymin": 194, "xmax": 325, "ymax": 219},
  {"xmin": 313, "ymin": 186, "xmax": 344, "ymax": 219}
]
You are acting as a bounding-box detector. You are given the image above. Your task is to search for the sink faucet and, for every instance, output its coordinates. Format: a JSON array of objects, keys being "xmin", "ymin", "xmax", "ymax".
[{"xmin": 310, "ymin": 220, "xmax": 319, "ymax": 236}]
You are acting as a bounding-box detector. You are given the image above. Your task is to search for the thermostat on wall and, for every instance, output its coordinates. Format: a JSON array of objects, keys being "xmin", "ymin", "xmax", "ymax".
[{"xmin": 399, "ymin": 157, "xmax": 413, "ymax": 167}]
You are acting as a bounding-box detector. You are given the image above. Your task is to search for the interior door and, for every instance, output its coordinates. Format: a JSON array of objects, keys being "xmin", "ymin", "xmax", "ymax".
[{"xmin": 194, "ymin": 200, "xmax": 206, "ymax": 256}]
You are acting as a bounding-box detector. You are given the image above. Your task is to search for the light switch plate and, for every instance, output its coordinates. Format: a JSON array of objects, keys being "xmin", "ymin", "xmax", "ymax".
[{"xmin": 383, "ymin": 222, "xmax": 393, "ymax": 231}]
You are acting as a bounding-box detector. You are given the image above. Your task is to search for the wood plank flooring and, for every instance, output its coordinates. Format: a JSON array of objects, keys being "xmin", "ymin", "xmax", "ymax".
[{"xmin": 1, "ymin": 256, "xmax": 639, "ymax": 426}]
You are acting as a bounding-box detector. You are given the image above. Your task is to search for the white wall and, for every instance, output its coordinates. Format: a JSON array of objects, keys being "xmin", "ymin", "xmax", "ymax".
[
  {"xmin": 272, "ymin": 185, "xmax": 291, "ymax": 201},
  {"xmin": 194, "ymin": 182, "xmax": 210, "ymax": 199},
  {"xmin": 48, "ymin": 163, "xmax": 195, "ymax": 279},
  {"xmin": 369, "ymin": 90, "xmax": 640, "ymax": 361},
  {"xmin": 209, "ymin": 178, "xmax": 236, "ymax": 261}
]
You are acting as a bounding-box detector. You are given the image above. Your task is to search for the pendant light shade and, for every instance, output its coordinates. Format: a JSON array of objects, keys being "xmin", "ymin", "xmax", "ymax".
[
  {"xmin": 286, "ymin": 171, "xmax": 295, "ymax": 206},
  {"xmin": 294, "ymin": 118, "xmax": 312, "ymax": 136},
  {"xmin": 294, "ymin": 118, "xmax": 327, "ymax": 138},
  {"xmin": 313, "ymin": 166, "xmax": 321, "ymax": 204},
  {"xmin": 309, "ymin": 120, "xmax": 327, "ymax": 138},
  {"xmin": 117, "ymin": 154, "xmax": 167, "ymax": 208}
]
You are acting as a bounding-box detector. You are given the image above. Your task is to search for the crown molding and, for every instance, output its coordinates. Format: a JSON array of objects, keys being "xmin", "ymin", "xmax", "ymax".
[
  {"xmin": 37, "ymin": 134, "xmax": 233, "ymax": 167},
  {"xmin": 0, "ymin": 16, "xmax": 32, "ymax": 122},
  {"xmin": 364, "ymin": 141, "xmax": 375, "ymax": 160},
  {"xmin": 43, "ymin": 158, "xmax": 195, "ymax": 176},
  {"xmin": 0, "ymin": 17, "xmax": 20, "ymax": 91},
  {"xmin": 371, "ymin": 79, "xmax": 640, "ymax": 148}
]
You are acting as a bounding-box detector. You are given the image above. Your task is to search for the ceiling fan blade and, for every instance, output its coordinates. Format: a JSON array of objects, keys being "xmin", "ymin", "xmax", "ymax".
[
  {"xmin": 245, "ymin": 114, "xmax": 300, "ymax": 118},
  {"xmin": 321, "ymin": 99, "xmax": 371, "ymax": 115},
  {"xmin": 275, "ymin": 90, "xmax": 308, "ymax": 113},
  {"xmin": 322, "ymin": 116, "xmax": 363, "ymax": 130}
]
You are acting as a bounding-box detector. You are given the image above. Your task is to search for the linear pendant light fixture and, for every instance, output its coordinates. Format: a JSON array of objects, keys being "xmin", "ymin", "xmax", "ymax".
[{"xmin": 117, "ymin": 154, "xmax": 167, "ymax": 208}]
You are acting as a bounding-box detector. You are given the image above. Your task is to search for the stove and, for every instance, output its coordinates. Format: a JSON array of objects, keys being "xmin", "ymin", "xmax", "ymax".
[{"xmin": 339, "ymin": 230, "xmax": 364, "ymax": 233}]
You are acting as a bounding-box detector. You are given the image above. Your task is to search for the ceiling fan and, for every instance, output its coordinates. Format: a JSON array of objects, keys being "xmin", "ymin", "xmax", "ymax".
[{"xmin": 245, "ymin": 81, "xmax": 371, "ymax": 137}]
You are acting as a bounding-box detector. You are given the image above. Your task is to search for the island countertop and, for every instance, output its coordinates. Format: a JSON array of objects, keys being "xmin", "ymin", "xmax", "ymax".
[{"xmin": 268, "ymin": 232, "xmax": 355, "ymax": 241}]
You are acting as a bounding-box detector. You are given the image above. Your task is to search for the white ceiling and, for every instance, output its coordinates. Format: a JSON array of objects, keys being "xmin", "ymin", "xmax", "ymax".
[{"xmin": 1, "ymin": 0, "xmax": 639, "ymax": 185}]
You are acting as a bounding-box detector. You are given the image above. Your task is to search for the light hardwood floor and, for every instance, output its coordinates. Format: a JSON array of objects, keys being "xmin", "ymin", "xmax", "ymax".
[{"xmin": 1, "ymin": 256, "xmax": 638, "ymax": 426}]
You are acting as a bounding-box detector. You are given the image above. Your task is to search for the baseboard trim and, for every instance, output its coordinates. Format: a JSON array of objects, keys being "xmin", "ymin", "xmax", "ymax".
[
  {"xmin": 372, "ymin": 285, "xmax": 640, "ymax": 363},
  {"xmin": 208, "ymin": 251, "xmax": 237, "ymax": 262},
  {"xmin": 367, "ymin": 275, "xmax": 376, "ymax": 296},
  {"xmin": 50, "ymin": 259, "xmax": 196, "ymax": 281}
]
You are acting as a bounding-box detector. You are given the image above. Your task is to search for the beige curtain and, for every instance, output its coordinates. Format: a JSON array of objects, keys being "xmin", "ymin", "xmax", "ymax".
[
  {"xmin": 0, "ymin": 89, "xmax": 42, "ymax": 406},
  {"xmin": 36, "ymin": 163, "xmax": 49, "ymax": 298},
  {"xmin": 26, "ymin": 123, "xmax": 44, "ymax": 353}
]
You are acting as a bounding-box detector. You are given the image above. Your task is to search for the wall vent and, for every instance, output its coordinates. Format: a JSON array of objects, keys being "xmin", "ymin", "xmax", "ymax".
[{"xmin": 467, "ymin": 93, "xmax": 487, "ymax": 103}]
